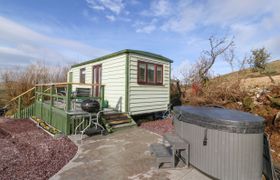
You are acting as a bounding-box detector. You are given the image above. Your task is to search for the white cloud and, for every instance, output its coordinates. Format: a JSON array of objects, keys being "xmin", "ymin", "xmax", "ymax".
[
  {"xmin": 136, "ymin": 24, "xmax": 156, "ymax": 34},
  {"xmin": 140, "ymin": 0, "xmax": 280, "ymax": 62},
  {"xmin": 161, "ymin": 4, "xmax": 202, "ymax": 33},
  {"xmin": 0, "ymin": 16, "xmax": 109, "ymax": 68},
  {"xmin": 257, "ymin": 36, "xmax": 280, "ymax": 60},
  {"xmin": 143, "ymin": 0, "xmax": 280, "ymax": 34},
  {"xmin": 134, "ymin": 19, "xmax": 158, "ymax": 34},
  {"xmin": 86, "ymin": 0, "xmax": 125, "ymax": 15},
  {"xmin": 203, "ymin": 0, "xmax": 268, "ymax": 25},
  {"xmin": 142, "ymin": 0, "xmax": 172, "ymax": 17},
  {"xmin": 106, "ymin": 15, "xmax": 116, "ymax": 21}
]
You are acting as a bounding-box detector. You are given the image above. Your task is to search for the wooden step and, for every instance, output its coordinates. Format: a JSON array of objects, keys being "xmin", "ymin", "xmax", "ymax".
[
  {"xmin": 106, "ymin": 116, "xmax": 130, "ymax": 122},
  {"xmin": 108, "ymin": 119, "xmax": 131, "ymax": 125},
  {"xmin": 102, "ymin": 112, "xmax": 136, "ymax": 132},
  {"xmin": 104, "ymin": 113, "xmax": 131, "ymax": 126},
  {"xmin": 104, "ymin": 113, "xmax": 128, "ymax": 120}
]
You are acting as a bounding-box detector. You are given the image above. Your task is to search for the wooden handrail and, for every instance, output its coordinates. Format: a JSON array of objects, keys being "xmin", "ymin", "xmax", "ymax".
[
  {"xmin": 44, "ymin": 87, "xmax": 51, "ymax": 93},
  {"xmin": 35, "ymin": 82, "xmax": 104, "ymax": 87},
  {"xmin": 7, "ymin": 87, "xmax": 36, "ymax": 103}
]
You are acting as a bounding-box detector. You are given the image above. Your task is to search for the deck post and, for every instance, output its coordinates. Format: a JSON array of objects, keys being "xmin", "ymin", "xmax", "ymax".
[
  {"xmin": 34, "ymin": 86, "xmax": 37, "ymax": 115},
  {"xmin": 50, "ymin": 84, "xmax": 54, "ymax": 123},
  {"xmin": 65, "ymin": 83, "xmax": 72, "ymax": 135},
  {"xmin": 100, "ymin": 85, "xmax": 105, "ymax": 109},
  {"xmin": 40, "ymin": 85, "xmax": 43, "ymax": 118},
  {"xmin": 66, "ymin": 83, "xmax": 72, "ymax": 112}
]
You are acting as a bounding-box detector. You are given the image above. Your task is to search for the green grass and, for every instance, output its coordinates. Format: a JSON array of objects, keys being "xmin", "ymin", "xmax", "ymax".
[{"xmin": 221, "ymin": 59, "xmax": 280, "ymax": 79}]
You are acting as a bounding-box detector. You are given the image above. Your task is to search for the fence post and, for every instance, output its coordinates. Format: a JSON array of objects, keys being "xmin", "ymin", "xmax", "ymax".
[
  {"xmin": 40, "ymin": 85, "xmax": 43, "ymax": 118},
  {"xmin": 100, "ymin": 85, "xmax": 105, "ymax": 109},
  {"xmin": 66, "ymin": 83, "xmax": 72, "ymax": 112},
  {"xmin": 50, "ymin": 84, "xmax": 54, "ymax": 124},
  {"xmin": 34, "ymin": 86, "xmax": 37, "ymax": 116},
  {"xmin": 18, "ymin": 96, "xmax": 22, "ymax": 118}
]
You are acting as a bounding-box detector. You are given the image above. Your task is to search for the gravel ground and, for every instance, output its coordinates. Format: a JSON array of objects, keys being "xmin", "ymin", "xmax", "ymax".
[
  {"xmin": 139, "ymin": 118, "xmax": 174, "ymax": 135},
  {"xmin": 0, "ymin": 118, "xmax": 77, "ymax": 180}
]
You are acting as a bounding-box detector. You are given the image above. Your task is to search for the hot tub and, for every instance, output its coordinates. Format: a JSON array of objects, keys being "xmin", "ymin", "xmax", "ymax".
[{"xmin": 173, "ymin": 106, "xmax": 264, "ymax": 180}]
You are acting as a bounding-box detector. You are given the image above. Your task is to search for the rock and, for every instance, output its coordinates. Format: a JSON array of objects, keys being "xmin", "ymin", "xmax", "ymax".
[
  {"xmin": 274, "ymin": 112, "xmax": 280, "ymax": 126},
  {"xmin": 267, "ymin": 95, "xmax": 280, "ymax": 107}
]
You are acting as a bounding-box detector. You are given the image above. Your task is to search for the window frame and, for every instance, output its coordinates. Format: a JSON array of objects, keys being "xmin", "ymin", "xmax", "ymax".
[
  {"xmin": 80, "ymin": 68, "xmax": 86, "ymax": 83},
  {"xmin": 137, "ymin": 61, "xmax": 163, "ymax": 85},
  {"xmin": 156, "ymin": 65, "xmax": 163, "ymax": 84},
  {"xmin": 138, "ymin": 62, "xmax": 147, "ymax": 84}
]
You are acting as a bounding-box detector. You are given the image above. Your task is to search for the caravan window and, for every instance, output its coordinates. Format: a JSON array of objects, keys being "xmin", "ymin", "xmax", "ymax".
[
  {"xmin": 156, "ymin": 65, "xmax": 163, "ymax": 84},
  {"xmin": 80, "ymin": 68, "xmax": 86, "ymax": 83},
  {"xmin": 137, "ymin": 61, "xmax": 163, "ymax": 85},
  {"xmin": 147, "ymin": 64, "xmax": 155, "ymax": 83},
  {"xmin": 138, "ymin": 62, "xmax": 146, "ymax": 83}
]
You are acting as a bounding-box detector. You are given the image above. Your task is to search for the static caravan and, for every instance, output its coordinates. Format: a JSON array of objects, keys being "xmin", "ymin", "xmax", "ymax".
[{"xmin": 68, "ymin": 49, "xmax": 173, "ymax": 116}]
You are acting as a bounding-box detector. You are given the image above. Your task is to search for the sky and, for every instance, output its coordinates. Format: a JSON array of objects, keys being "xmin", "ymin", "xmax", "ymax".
[{"xmin": 0, "ymin": 0, "xmax": 280, "ymax": 78}]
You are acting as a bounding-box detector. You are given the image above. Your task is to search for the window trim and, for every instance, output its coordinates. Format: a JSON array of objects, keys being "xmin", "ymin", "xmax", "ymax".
[
  {"xmin": 138, "ymin": 62, "xmax": 147, "ymax": 84},
  {"xmin": 156, "ymin": 65, "xmax": 163, "ymax": 84},
  {"xmin": 137, "ymin": 61, "xmax": 163, "ymax": 85},
  {"xmin": 80, "ymin": 68, "xmax": 86, "ymax": 83}
]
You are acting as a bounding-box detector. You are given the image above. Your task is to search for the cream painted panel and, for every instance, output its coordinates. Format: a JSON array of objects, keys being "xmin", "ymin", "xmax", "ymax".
[
  {"xmin": 69, "ymin": 54, "xmax": 126, "ymax": 112},
  {"xmin": 128, "ymin": 54, "xmax": 171, "ymax": 115}
]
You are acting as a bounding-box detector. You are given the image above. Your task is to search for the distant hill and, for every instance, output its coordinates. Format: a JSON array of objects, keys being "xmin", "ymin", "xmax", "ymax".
[
  {"xmin": 222, "ymin": 59, "xmax": 280, "ymax": 79},
  {"xmin": 220, "ymin": 59, "xmax": 280, "ymax": 88}
]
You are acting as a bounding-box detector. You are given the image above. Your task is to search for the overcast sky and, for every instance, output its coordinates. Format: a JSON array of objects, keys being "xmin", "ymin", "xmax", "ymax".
[{"xmin": 0, "ymin": 0, "xmax": 279, "ymax": 77}]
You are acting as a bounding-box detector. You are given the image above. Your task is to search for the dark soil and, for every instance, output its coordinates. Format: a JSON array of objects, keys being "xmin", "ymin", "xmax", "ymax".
[
  {"xmin": 140, "ymin": 118, "xmax": 173, "ymax": 136},
  {"xmin": 0, "ymin": 118, "xmax": 77, "ymax": 180}
]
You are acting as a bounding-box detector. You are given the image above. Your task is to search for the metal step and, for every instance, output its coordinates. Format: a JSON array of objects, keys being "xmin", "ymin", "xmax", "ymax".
[{"xmin": 150, "ymin": 143, "xmax": 173, "ymax": 169}]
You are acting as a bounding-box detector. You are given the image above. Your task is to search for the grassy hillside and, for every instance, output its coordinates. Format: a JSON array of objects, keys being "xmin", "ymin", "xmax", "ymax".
[{"xmin": 223, "ymin": 59, "xmax": 280, "ymax": 79}]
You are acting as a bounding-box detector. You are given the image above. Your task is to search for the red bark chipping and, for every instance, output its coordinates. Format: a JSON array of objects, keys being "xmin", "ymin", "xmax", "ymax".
[
  {"xmin": 140, "ymin": 118, "xmax": 174, "ymax": 136},
  {"xmin": 0, "ymin": 118, "xmax": 77, "ymax": 180}
]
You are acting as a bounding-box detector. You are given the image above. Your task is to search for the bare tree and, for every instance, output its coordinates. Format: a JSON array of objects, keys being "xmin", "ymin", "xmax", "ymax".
[
  {"xmin": 186, "ymin": 36, "xmax": 234, "ymax": 85},
  {"xmin": 0, "ymin": 61, "xmax": 71, "ymax": 107}
]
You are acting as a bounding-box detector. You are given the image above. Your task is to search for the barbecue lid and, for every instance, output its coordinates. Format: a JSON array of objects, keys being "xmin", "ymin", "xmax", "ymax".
[{"xmin": 173, "ymin": 106, "xmax": 264, "ymax": 134}]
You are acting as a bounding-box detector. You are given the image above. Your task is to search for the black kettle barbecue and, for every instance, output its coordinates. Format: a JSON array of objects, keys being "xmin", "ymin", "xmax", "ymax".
[{"xmin": 81, "ymin": 99, "xmax": 100, "ymax": 113}]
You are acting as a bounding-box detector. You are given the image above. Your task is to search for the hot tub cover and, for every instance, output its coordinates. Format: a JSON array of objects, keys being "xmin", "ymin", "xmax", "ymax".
[{"xmin": 173, "ymin": 106, "xmax": 264, "ymax": 134}]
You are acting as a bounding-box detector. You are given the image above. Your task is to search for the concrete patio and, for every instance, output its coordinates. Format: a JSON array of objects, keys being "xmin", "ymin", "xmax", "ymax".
[{"xmin": 51, "ymin": 127, "xmax": 211, "ymax": 180}]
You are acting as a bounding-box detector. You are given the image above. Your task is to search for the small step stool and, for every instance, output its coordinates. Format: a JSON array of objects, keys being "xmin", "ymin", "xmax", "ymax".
[
  {"xmin": 150, "ymin": 143, "xmax": 173, "ymax": 169},
  {"xmin": 163, "ymin": 133, "xmax": 189, "ymax": 168},
  {"xmin": 150, "ymin": 133, "xmax": 189, "ymax": 169}
]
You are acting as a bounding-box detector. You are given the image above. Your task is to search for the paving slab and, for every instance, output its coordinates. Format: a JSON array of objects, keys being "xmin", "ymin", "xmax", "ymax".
[{"xmin": 51, "ymin": 127, "xmax": 211, "ymax": 180}]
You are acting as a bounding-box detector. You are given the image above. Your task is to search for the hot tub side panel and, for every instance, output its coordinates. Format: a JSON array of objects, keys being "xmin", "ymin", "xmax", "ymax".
[{"xmin": 175, "ymin": 118, "xmax": 263, "ymax": 180}]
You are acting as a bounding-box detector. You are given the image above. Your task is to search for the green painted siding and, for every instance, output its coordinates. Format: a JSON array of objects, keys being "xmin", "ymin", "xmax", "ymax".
[{"xmin": 35, "ymin": 101, "xmax": 69, "ymax": 134}]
